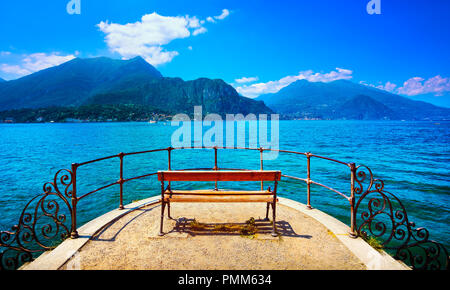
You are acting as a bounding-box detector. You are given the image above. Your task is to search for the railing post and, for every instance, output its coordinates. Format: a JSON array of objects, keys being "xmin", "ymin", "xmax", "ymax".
[
  {"xmin": 70, "ymin": 163, "xmax": 79, "ymax": 239},
  {"xmin": 118, "ymin": 153, "xmax": 124, "ymax": 210},
  {"xmin": 259, "ymin": 147, "xmax": 264, "ymax": 190},
  {"xmin": 306, "ymin": 152, "xmax": 312, "ymax": 209},
  {"xmin": 349, "ymin": 162, "xmax": 357, "ymax": 238},
  {"xmin": 214, "ymin": 146, "xmax": 218, "ymax": 191}
]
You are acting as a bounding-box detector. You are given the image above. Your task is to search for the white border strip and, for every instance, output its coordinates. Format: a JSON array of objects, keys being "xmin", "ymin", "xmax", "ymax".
[{"xmin": 22, "ymin": 196, "xmax": 409, "ymax": 270}]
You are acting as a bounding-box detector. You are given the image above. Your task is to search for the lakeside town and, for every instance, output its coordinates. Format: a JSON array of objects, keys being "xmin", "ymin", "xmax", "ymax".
[
  {"xmin": 0, "ymin": 104, "xmax": 327, "ymax": 123},
  {"xmin": 0, "ymin": 104, "xmax": 173, "ymax": 123},
  {"xmin": 1, "ymin": 114, "xmax": 173, "ymax": 124}
]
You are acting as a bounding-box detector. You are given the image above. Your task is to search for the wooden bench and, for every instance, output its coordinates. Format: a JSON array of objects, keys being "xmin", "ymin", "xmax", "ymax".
[{"xmin": 157, "ymin": 170, "xmax": 281, "ymax": 236}]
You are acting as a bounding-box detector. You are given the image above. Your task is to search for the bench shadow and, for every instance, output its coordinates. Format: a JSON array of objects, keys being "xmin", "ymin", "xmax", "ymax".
[
  {"xmin": 167, "ymin": 217, "xmax": 312, "ymax": 239},
  {"xmin": 92, "ymin": 206, "xmax": 157, "ymax": 242},
  {"xmin": 84, "ymin": 204, "xmax": 313, "ymax": 241}
]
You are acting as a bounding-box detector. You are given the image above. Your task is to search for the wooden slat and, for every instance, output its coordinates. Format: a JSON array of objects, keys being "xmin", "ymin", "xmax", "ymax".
[
  {"xmin": 164, "ymin": 189, "xmax": 272, "ymax": 195},
  {"xmin": 158, "ymin": 170, "xmax": 281, "ymax": 181},
  {"xmin": 163, "ymin": 195, "xmax": 277, "ymax": 203}
]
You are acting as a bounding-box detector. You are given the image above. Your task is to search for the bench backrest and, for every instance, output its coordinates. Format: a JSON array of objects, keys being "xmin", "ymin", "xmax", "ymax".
[{"xmin": 158, "ymin": 170, "xmax": 281, "ymax": 182}]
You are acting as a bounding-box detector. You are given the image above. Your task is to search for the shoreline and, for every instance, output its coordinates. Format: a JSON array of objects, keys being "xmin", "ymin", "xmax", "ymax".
[{"xmin": 1, "ymin": 119, "xmax": 449, "ymax": 124}]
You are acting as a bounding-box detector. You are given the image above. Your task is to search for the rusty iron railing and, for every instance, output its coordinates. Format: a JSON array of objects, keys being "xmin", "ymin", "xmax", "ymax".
[{"xmin": 0, "ymin": 147, "xmax": 448, "ymax": 270}]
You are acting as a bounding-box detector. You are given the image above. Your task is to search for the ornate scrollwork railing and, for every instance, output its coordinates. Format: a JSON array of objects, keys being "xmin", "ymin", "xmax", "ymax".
[
  {"xmin": 0, "ymin": 169, "xmax": 73, "ymax": 270},
  {"xmin": 353, "ymin": 165, "xmax": 449, "ymax": 270}
]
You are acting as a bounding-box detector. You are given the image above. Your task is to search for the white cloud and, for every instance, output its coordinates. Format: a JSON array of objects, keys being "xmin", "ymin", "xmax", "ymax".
[
  {"xmin": 235, "ymin": 68, "xmax": 353, "ymax": 98},
  {"xmin": 235, "ymin": 76, "xmax": 259, "ymax": 84},
  {"xmin": 363, "ymin": 76, "xmax": 450, "ymax": 97},
  {"xmin": 206, "ymin": 16, "xmax": 215, "ymax": 23},
  {"xmin": 397, "ymin": 76, "xmax": 450, "ymax": 96},
  {"xmin": 186, "ymin": 16, "xmax": 201, "ymax": 28},
  {"xmin": 97, "ymin": 13, "xmax": 189, "ymax": 66},
  {"xmin": 376, "ymin": 81, "xmax": 397, "ymax": 93},
  {"xmin": 22, "ymin": 53, "xmax": 76, "ymax": 73},
  {"xmin": 98, "ymin": 10, "xmax": 230, "ymax": 67},
  {"xmin": 0, "ymin": 52, "xmax": 76, "ymax": 77},
  {"xmin": 214, "ymin": 9, "xmax": 230, "ymax": 20},
  {"xmin": 187, "ymin": 46, "xmax": 193, "ymax": 50},
  {"xmin": 0, "ymin": 64, "xmax": 30, "ymax": 76}
]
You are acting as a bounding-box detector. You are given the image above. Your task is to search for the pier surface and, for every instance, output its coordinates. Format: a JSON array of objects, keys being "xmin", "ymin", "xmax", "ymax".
[{"xmin": 60, "ymin": 202, "xmax": 366, "ymax": 270}]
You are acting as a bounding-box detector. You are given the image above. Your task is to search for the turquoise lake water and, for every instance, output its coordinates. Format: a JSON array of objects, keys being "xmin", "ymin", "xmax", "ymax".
[{"xmin": 0, "ymin": 121, "xmax": 448, "ymax": 250}]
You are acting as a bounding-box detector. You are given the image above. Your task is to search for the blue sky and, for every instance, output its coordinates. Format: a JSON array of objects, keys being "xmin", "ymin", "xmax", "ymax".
[{"xmin": 1, "ymin": 0, "xmax": 449, "ymax": 106}]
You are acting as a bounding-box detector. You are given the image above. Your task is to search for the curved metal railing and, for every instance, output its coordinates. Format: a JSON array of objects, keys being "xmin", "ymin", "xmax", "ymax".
[{"xmin": 0, "ymin": 147, "xmax": 448, "ymax": 270}]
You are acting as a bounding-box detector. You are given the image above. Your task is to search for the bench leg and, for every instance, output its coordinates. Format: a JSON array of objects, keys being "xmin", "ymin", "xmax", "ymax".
[
  {"xmin": 158, "ymin": 201, "xmax": 166, "ymax": 236},
  {"xmin": 265, "ymin": 202, "xmax": 270, "ymax": 220},
  {"xmin": 271, "ymin": 202, "xmax": 278, "ymax": 237}
]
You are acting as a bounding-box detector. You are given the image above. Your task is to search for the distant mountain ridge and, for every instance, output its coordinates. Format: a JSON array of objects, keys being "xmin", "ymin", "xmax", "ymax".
[
  {"xmin": 0, "ymin": 56, "xmax": 271, "ymax": 116},
  {"xmin": 1, "ymin": 57, "xmax": 448, "ymax": 120},
  {"xmin": 256, "ymin": 79, "xmax": 450, "ymax": 120},
  {"xmin": 0, "ymin": 78, "xmax": 5, "ymax": 83}
]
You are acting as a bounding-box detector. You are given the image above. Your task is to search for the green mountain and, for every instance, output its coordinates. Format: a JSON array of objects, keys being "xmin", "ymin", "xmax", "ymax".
[
  {"xmin": 256, "ymin": 79, "xmax": 450, "ymax": 120},
  {"xmin": 0, "ymin": 56, "xmax": 162, "ymax": 110},
  {"xmin": 87, "ymin": 77, "xmax": 271, "ymax": 116},
  {"xmin": 0, "ymin": 56, "xmax": 271, "ymax": 116},
  {"xmin": 334, "ymin": 95, "xmax": 396, "ymax": 120}
]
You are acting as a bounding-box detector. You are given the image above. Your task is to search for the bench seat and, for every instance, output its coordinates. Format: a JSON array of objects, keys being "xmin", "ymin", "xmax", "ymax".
[{"xmin": 164, "ymin": 189, "xmax": 272, "ymax": 195}]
